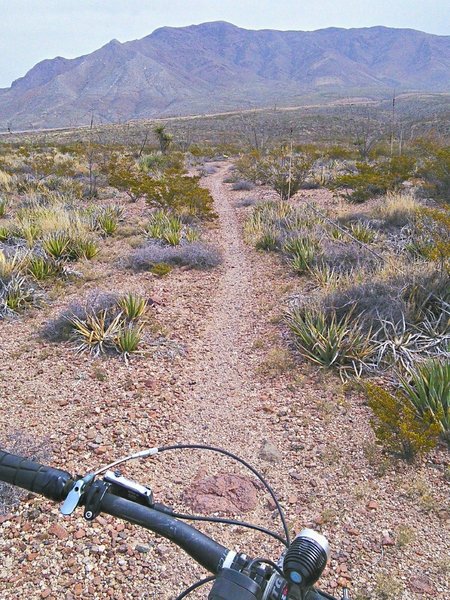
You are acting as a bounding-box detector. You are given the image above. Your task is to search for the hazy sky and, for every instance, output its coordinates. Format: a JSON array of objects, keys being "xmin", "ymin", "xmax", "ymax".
[{"xmin": 1, "ymin": 0, "xmax": 449, "ymax": 88}]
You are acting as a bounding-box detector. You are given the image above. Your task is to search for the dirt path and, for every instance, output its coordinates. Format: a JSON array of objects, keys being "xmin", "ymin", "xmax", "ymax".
[{"xmin": 174, "ymin": 166, "xmax": 266, "ymax": 449}]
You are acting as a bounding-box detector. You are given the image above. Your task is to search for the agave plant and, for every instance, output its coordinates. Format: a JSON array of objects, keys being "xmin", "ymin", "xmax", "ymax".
[
  {"xmin": 118, "ymin": 293, "xmax": 148, "ymax": 321},
  {"xmin": 42, "ymin": 231, "xmax": 71, "ymax": 259},
  {"xmin": 284, "ymin": 237, "xmax": 316, "ymax": 274},
  {"xmin": 27, "ymin": 255, "xmax": 59, "ymax": 280},
  {"xmin": 286, "ymin": 307, "xmax": 374, "ymax": 378},
  {"xmin": 399, "ymin": 359, "xmax": 450, "ymax": 438},
  {"xmin": 373, "ymin": 316, "xmax": 450, "ymax": 370},
  {"xmin": 68, "ymin": 310, "xmax": 124, "ymax": 356},
  {"xmin": 115, "ymin": 323, "xmax": 144, "ymax": 362}
]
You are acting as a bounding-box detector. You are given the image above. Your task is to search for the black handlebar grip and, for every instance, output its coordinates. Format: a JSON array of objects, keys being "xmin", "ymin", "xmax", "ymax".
[{"xmin": 0, "ymin": 451, "xmax": 73, "ymax": 502}]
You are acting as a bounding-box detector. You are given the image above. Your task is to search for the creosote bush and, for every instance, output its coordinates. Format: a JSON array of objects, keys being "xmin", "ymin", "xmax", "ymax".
[{"xmin": 366, "ymin": 383, "xmax": 441, "ymax": 461}]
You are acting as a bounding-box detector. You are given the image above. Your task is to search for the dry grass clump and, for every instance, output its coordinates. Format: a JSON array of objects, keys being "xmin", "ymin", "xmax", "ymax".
[{"xmin": 374, "ymin": 191, "xmax": 420, "ymax": 228}]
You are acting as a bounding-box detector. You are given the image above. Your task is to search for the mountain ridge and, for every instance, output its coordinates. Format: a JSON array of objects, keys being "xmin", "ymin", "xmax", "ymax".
[{"xmin": 1, "ymin": 21, "xmax": 449, "ymax": 130}]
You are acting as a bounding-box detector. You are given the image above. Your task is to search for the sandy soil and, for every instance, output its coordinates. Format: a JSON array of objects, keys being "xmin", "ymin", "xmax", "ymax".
[{"xmin": 0, "ymin": 164, "xmax": 448, "ymax": 600}]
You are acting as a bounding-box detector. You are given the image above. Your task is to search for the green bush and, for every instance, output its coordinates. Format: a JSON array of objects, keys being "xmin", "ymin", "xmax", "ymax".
[{"xmin": 366, "ymin": 383, "xmax": 441, "ymax": 461}]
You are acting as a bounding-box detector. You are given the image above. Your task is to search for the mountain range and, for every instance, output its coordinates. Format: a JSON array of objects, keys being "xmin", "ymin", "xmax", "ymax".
[{"xmin": 1, "ymin": 21, "xmax": 449, "ymax": 130}]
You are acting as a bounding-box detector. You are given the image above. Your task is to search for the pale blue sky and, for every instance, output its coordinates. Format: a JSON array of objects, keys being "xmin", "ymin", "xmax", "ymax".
[{"xmin": 1, "ymin": 0, "xmax": 449, "ymax": 88}]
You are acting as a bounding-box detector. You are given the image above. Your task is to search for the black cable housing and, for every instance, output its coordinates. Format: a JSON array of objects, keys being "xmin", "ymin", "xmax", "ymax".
[
  {"xmin": 169, "ymin": 510, "xmax": 288, "ymax": 547},
  {"xmin": 157, "ymin": 444, "xmax": 290, "ymax": 545},
  {"xmin": 174, "ymin": 575, "xmax": 216, "ymax": 600}
]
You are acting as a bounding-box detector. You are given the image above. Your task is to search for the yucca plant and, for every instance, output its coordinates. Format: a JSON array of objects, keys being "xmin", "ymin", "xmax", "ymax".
[
  {"xmin": 0, "ymin": 198, "xmax": 7, "ymax": 217},
  {"xmin": 117, "ymin": 293, "xmax": 148, "ymax": 321},
  {"xmin": 115, "ymin": 323, "xmax": 143, "ymax": 361},
  {"xmin": 348, "ymin": 221, "xmax": 376, "ymax": 243},
  {"xmin": 96, "ymin": 212, "xmax": 118, "ymax": 236},
  {"xmin": 42, "ymin": 231, "xmax": 71, "ymax": 259},
  {"xmin": 0, "ymin": 250, "xmax": 29, "ymax": 279},
  {"xmin": 284, "ymin": 237, "xmax": 317, "ymax": 274},
  {"xmin": 71, "ymin": 237, "xmax": 99, "ymax": 260},
  {"xmin": 399, "ymin": 360, "xmax": 450, "ymax": 438},
  {"xmin": 1, "ymin": 275, "xmax": 37, "ymax": 314},
  {"xmin": 255, "ymin": 229, "xmax": 279, "ymax": 251},
  {"xmin": 68, "ymin": 310, "xmax": 124, "ymax": 356},
  {"xmin": 0, "ymin": 225, "xmax": 10, "ymax": 242},
  {"xmin": 286, "ymin": 307, "xmax": 374, "ymax": 378}
]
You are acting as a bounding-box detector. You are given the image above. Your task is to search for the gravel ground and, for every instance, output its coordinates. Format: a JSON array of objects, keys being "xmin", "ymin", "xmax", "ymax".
[{"xmin": 0, "ymin": 164, "xmax": 449, "ymax": 599}]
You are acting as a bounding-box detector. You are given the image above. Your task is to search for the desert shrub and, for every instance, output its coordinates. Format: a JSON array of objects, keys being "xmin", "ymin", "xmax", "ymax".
[
  {"xmin": 332, "ymin": 156, "xmax": 415, "ymax": 203},
  {"xmin": 199, "ymin": 164, "xmax": 218, "ymax": 176},
  {"xmin": 128, "ymin": 242, "xmax": 222, "ymax": 271},
  {"xmin": 366, "ymin": 383, "xmax": 440, "ymax": 462},
  {"xmin": 0, "ymin": 198, "xmax": 7, "ymax": 217},
  {"xmin": 236, "ymin": 196, "xmax": 258, "ymax": 208},
  {"xmin": 286, "ymin": 307, "xmax": 374, "ymax": 378},
  {"xmin": 150, "ymin": 263, "xmax": 172, "ymax": 277},
  {"xmin": 317, "ymin": 241, "xmax": 379, "ymax": 275},
  {"xmin": 259, "ymin": 149, "xmax": 313, "ymax": 200},
  {"xmin": 399, "ymin": 360, "xmax": 449, "ymax": 439},
  {"xmin": 419, "ymin": 146, "xmax": 450, "ymax": 202},
  {"xmin": 412, "ymin": 207, "xmax": 450, "ymax": 274},
  {"xmin": 232, "ymin": 179, "xmax": 254, "ymax": 191},
  {"xmin": 0, "ymin": 432, "xmax": 52, "ymax": 514},
  {"xmin": 144, "ymin": 173, "xmax": 216, "ymax": 219},
  {"xmin": 139, "ymin": 151, "xmax": 180, "ymax": 177},
  {"xmin": 42, "ymin": 291, "xmax": 119, "ymax": 341},
  {"xmin": 234, "ymin": 151, "xmax": 263, "ymax": 183}
]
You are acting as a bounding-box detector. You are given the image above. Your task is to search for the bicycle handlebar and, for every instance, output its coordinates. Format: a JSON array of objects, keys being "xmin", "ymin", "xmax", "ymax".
[
  {"xmin": 0, "ymin": 450, "xmax": 72, "ymax": 501},
  {"xmin": 0, "ymin": 450, "xmax": 340, "ymax": 600}
]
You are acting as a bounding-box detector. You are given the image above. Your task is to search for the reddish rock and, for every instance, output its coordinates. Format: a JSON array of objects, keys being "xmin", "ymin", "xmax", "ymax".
[
  {"xmin": 366, "ymin": 500, "xmax": 379, "ymax": 510},
  {"xmin": 74, "ymin": 529, "xmax": 86, "ymax": 539},
  {"xmin": 49, "ymin": 523, "xmax": 69, "ymax": 540},
  {"xmin": 183, "ymin": 473, "xmax": 258, "ymax": 514},
  {"xmin": 409, "ymin": 576, "xmax": 434, "ymax": 595}
]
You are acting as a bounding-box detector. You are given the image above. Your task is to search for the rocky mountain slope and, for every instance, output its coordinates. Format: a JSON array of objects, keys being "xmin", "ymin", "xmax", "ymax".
[{"xmin": 1, "ymin": 21, "xmax": 449, "ymax": 129}]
